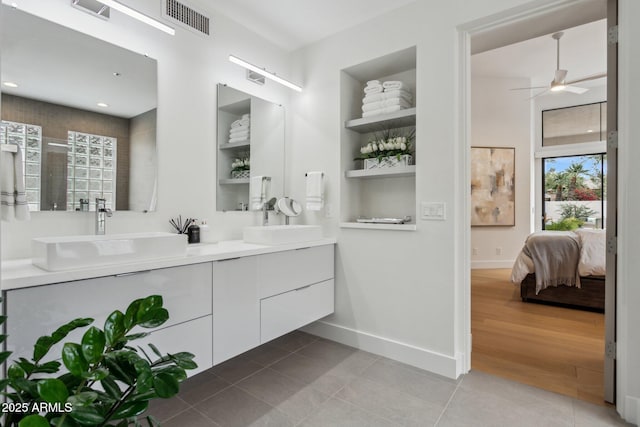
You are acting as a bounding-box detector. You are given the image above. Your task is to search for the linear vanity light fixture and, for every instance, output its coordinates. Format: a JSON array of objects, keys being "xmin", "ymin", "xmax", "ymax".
[
  {"xmin": 94, "ymin": 0, "xmax": 175, "ymax": 35},
  {"xmin": 229, "ymin": 55, "xmax": 302, "ymax": 92}
]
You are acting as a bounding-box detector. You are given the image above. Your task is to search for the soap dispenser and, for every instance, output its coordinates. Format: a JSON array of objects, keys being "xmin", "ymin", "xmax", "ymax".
[{"xmin": 187, "ymin": 220, "xmax": 200, "ymax": 244}]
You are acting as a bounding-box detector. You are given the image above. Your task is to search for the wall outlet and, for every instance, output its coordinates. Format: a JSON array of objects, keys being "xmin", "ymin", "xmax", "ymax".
[
  {"xmin": 472, "ymin": 247, "xmax": 478, "ymax": 256},
  {"xmin": 421, "ymin": 202, "xmax": 446, "ymax": 220},
  {"xmin": 495, "ymin": 247, "xmax": 502, "ymax": 255}
]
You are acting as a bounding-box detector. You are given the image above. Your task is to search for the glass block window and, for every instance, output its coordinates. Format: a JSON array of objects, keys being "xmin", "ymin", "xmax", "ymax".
[
  {"xmin": 1, "ymin": 120, "xmax": 42, "ymax": 211},
  {"xmin": 67, "ymin": 131, "xmax": 117, "ymax": 211}
]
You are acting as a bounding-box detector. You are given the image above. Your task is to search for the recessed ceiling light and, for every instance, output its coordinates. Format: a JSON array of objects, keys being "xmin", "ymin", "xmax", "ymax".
[
  {"xmin": 3, "ymin": 81, "xmax": 19, "ymax": 88},
  {"xmin": 113, "ymin": 72, "xmax": 121, "ymax": 77},
  {"xmin": 97, "ymin": 102, "xmax": 109, "ymax": 108}
]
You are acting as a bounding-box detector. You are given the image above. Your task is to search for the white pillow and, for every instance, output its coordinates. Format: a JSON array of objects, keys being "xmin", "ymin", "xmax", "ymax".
[{"xmin": 575, "ymin": 228, "xmax": 606, "ymax": 276}]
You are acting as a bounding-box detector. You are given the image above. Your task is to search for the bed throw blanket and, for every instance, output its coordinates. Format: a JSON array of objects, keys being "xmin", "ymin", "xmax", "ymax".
[{"xmin": 522, "ymin": 231, "xmax": 581, "ymax": 294}]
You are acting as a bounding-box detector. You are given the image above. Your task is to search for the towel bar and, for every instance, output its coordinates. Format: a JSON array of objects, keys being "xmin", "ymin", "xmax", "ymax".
[
  {"xmin": 305, "ymin": 172, "xmax": 324, "ymax": 177},
  {"xmin": 1, "ymin": 144, "xmax": 18, "ymax": 153}
]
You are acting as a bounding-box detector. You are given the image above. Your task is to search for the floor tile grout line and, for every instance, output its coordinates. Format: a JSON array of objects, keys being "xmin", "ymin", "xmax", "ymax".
[{"xmin": 433, "ymin": 371, "xmax": 465, "ymax": 426}]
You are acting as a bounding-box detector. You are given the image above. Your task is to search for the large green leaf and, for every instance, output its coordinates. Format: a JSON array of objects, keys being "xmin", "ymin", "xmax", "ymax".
[
  {"xmin": 169, "ymin": 352, "xmax": 198, "ymax": 370},
  {"xmin": 50, "ymin": 318, "xmax": 94, "ymax": 344},
  {"xmin": 13, "ymin": 378, "xmax": 38, "ymax": 397},
  {"xmin": 33, "ymin": 335, "xmax": 55, "ymax": 362},
  {"xmin": 16, "ymin": 357, "xmax": 36, "ymax": 376},
  {"xmin": 18, "ymin": 414, "xmax": 50, "ymax": 427},
  {"xmin": 104, "ymin": 354, "xmax": 135, "ymax": 385},
  {"xmin": 104, "ymin": 311, "xmax": 126, "ymax": 347},
  {"xmin": 112, "ymin": 400, "xmax": 149, "ymax": 419},
  {"xmin": 82, "ymin": 367, "xmax": 109, "ymax": 381},
  {"xmin": 33, "ymin": 360, "xmax": 62, "ymax": 374},
  {"xmin": 69, "ymin": 405, "xmax": 105, "ymax": 426},
  {"xmin": 8, "ymin": 363, "xmax": 25, "ymax": 379},
  {"xmin": 124, "ymin": 298, "xmax": 143, "ymax": 330},
  {"xmin": 81, "ymin": 327, "xmax": 106, "ymax": 364},
  {"xmin": 67, "ymin": 391, "xmax": 98, "ymax": 407},
  {"xmin": 134, "ymin": 359, "xmax": 153, "ymax": 393},
  {"xmin": 137, "ymin": 308, "xmax": 169, "ymax": 329},
  {"xmin": 62, "ymin": 343, "xmax": 89, "ymax": 377},
  {"xmin": 37, "ymin": 378, "xmax": 69, "ymax": 404},
  {"xmin": 155, "ymin": 366, "xmax": 187, "ymax": 383},
  {"xmin": 152, "ymin": 372, "xmax": 179, "ymax": 398},
  {"xmin": 100, "ymin": 376, "xmax": 122, "ymax": 400}
]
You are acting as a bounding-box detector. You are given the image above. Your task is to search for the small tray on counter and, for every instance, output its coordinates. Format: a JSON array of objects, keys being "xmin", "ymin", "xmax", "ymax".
[{"xmin": 356, "ymin": 216, "xmax": 412, "ymax": 224}]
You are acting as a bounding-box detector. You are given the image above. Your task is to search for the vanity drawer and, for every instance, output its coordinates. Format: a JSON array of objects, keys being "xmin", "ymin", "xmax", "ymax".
[
  {"xmin": 257, "ymin": 244, "xmax": 334, "ymax": 298},
  {"xmin": 260, "ymin": 279, "xmax": 334, "ymax": 344}
]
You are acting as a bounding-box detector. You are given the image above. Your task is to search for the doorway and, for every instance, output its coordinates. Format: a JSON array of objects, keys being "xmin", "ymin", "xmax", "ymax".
[{"xmin": 461, "ymin": 0, "xmax": 616, "ymax": 405}]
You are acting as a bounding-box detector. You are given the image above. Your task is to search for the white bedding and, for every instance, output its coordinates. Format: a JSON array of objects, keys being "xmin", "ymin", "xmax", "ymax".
[{"xmin": 510, "ymin": 229, "xmax": 606, "ymax": 285}]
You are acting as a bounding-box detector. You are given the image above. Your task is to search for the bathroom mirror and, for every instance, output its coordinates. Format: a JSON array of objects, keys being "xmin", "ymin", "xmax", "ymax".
[
  {"xmin": 216, "ymin": 84, "xmax": 285, "ymax": 211},
  {"xmin": 0, "ymin": 5, "xmax": 158, "ymax": 212}
]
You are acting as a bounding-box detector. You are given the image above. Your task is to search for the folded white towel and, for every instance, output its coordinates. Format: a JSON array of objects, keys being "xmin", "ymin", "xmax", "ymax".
[
  {"xmin": 366, "ymin": 80, "xmax": 381, "ymax": 86},
  {"xmin": 305, "ymin": 171, "xmax": 324, "ymax": 211},
  {"xmin": 229, "ymin": 129, "xmax": 250, "ymax": 138},
  {"xmin": 1, "ymin": 144, "xmax": 30, "ymax": 222},
  {"xmin": 363, "ymin": 89, "xmax": 413, "ymax": 104},
  {"xmin": 231, "ymin": 118, "xmax": 250, "ymax": 128},
  {"xmin": 362, "ymin": 98, "xmax": 411, "ymax": 112},
  {"xmin": 228, "ymin": 136, "xmax": 249, "ymax": 144},
  {"xmin": 383, "ymin": 81, "xmax": 407, "ymax": 91},
  {"xmin": 364, "ymin": 85, "xmax": 383, "ymax": 94},
  {"xmin": 250, "ymin": 176, "xmax": 268, "ymax": 211},
  {"xmin": 242, "ymin": 113, "xmax": 250, "ymax": 120},
  {"xmin": 362, "ymin": 105, "xmax": 404, "ymax": 118},
  {"xmin": 230, "ymin": 124, "xmax": 250, "ymax": 133}
]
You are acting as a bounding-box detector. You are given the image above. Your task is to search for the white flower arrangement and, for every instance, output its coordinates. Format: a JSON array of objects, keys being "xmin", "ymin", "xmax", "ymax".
[
  {"xmin": 355, "ymin": 128, "xmax": 414, "ymax": 161},
  {"xmin": 231, "ymin": 157, "xmax": 250, "ymax": 172}
]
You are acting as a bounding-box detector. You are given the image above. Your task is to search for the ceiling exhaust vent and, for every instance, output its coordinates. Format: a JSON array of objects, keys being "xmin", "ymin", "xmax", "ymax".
[{"xmin": 163, "ymin": 0, "xmax": 210, "ymax": 36}]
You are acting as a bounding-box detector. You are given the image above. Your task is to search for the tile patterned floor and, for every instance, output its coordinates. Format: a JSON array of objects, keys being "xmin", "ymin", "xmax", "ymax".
[{"xmin": 148, "ymin": 331, "xmax": 632, "ymax": 426}]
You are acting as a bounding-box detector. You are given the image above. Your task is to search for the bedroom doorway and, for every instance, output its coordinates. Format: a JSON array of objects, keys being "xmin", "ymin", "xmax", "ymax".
[{"xmin": 465, "ymin": 0, "xmax": 617, "ymax": 405}]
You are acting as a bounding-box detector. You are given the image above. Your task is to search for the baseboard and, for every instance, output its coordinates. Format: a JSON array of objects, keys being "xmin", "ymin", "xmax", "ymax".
[
  {"xmin": 623, "ymin": 395, "xmax": 640, "ymax": 425},
  {"xmin": 470, "ymin": 260, "xmax": 514, "ymax": 269},
  {"xmin": 301, "ymin": 320, "xmax": 460, "ymax": 379}
]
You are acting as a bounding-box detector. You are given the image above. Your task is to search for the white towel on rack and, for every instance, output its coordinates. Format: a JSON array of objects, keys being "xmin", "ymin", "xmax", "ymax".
[
  {"xmin": 250, "ymin": 176, "xmax": 267, "ymax": 211},
  {"xmin": 383, "ymin": 81, "xmax": 408, "ymax": 91},
  {"xmin": 1, "ymin": 144, "xmax": 30, "ymax": 222},
  {"xmin": 305, "ymin": 171, "xmax": 324, "ymax": 211},
  {"xmin": 229, "ymin": 129, "xmax": 250, "ymax": 138}
]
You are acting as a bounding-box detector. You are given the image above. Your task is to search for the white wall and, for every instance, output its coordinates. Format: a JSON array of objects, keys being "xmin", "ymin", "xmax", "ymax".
[
  {"xmin": 470, "ymin": 76, "xmax": 532, "ymax": 269},
  {"xmin": 289, "ymin": 0, "xmax": 539, "ymax": 378},
  {"xmin": 0, "ymin": 0, "xmax": 292, "ymax": 259}
]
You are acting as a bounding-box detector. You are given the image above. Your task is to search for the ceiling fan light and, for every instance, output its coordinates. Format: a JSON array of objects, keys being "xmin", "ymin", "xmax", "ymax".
[{"xmin": 550, "ymin": 82, "xmax": 565, "ymax": 92}]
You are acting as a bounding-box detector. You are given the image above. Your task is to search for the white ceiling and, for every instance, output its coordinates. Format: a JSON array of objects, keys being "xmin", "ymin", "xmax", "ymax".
[
  {"xmin": 472, "ymin": 19, "xmax": 607, "ymax": 91},
  {"xmin": 201, "ymin": 0, "xmax": 417, "ymax": 52}
]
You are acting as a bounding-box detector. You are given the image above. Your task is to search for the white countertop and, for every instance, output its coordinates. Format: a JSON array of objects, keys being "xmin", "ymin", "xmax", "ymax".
[{"xmin": 1, "ymin": 238, "xmax": 336, "ymax": 291}]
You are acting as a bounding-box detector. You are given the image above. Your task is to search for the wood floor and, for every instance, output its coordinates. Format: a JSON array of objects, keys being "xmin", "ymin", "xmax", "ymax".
[{"xmin": 471, "ymin": 268, "xmax": 605, "ymax": 405}]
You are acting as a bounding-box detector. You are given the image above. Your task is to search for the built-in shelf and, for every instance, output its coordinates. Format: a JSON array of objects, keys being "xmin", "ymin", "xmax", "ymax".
[
  {"xmin": 219, "ymin": 140, "xmax": 250, "ymax": 150},
  {"xmin": 344, "ymin": 108, "xmax": 416, "ymax": 134},
  {"xmin": 340, "ymin": 222, "xmax": 417, "ymax": 231},
  {"xmin": 219, "ymin": 178, "xmax": 249, "ymax": 185},
  {"xmin": 345, "ymin": 166, "xmax": 415, "ymax": 179}
]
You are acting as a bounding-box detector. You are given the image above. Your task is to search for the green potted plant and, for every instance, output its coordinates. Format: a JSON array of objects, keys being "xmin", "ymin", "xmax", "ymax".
[{"xmin": 0, "ymin": 295, "xmax": 196, "ymax": 427}]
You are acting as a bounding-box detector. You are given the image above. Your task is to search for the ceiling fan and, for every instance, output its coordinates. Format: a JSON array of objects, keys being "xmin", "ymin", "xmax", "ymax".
[{"xmin": 512, "ymin": 31, "xmax": 606, "ymax": 97}]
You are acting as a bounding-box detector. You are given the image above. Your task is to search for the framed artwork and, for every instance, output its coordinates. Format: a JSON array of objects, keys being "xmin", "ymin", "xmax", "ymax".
[{"xmin": 471, "ymin": 147, "xmax": 515, "ymax": 226}]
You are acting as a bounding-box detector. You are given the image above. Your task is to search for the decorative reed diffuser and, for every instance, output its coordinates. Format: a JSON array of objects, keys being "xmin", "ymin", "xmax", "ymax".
[{"xmin": 169, "ymin": 215, "xmax": 193, "ymax": 234}]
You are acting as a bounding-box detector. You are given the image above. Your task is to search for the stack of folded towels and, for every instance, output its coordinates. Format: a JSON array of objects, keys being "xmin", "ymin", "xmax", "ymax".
[
  {"xmin": 229, "ymin": 113, "xmax": 250, "ymax": 143},
  {"xmin": 362, "ymin": 80, "xmax": 413, "ymax": 118}
]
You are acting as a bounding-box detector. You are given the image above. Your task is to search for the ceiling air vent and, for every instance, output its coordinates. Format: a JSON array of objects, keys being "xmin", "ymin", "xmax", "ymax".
[{"xmin": 163, "ymin": 0, "xmax": 210, "ymax": 36}]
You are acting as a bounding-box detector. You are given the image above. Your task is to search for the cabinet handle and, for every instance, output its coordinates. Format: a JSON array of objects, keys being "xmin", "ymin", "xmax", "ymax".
[
  {"xmin": 114, "ymin": 270, "xmax": 151, "ymax": 278},
  {"xmin": 217, "ymin": 257, "xmax": 241, "ymax": 262},
  {"xmin": 295, "ymin": 285, "xmax": 312, "ymax": 291}
]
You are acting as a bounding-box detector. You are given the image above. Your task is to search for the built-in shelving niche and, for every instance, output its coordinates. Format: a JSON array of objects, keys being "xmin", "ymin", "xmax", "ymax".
[{"xmin": 340, "ymin": 46, "xmax": 417, "ymax": 230}]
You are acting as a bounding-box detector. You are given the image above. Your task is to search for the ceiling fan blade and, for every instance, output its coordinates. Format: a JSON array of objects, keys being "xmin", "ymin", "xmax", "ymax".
[
  {"xmin": 563, "ymin": 85, "xmax": 589, "ymax": 94},
  {"xmin": 510, "ymin": 86, "xmax": 548, "ymax": 91},
  {"xmin": 565, "ymin": 72, "xmax": 607, "ymax": 85},
  {"xmin": 554, "ymin": 69, "xmax": 568, "ymax": 83}
]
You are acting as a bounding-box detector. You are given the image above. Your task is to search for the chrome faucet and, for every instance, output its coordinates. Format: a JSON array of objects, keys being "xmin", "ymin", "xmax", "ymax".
[
  {"xmin": 95, "ymin": 198, "xmax": 113, "ymax": 235},
  {"xmin": 262, "ymin": 198, "xmax": 276, "ymax": 226}
]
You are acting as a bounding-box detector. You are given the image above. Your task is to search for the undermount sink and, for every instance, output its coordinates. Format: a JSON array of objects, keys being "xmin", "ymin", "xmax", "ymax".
[
  {"xmin": 32, "ymin": 232, "xmax": 187, "ymax": 271},
  {"xmin": 243, "ymin": 225, "xmax": 322, "ymax": 245}
]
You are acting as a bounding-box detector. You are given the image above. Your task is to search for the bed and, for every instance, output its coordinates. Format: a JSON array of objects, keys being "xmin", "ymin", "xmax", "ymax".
[{"xmin": 511, "ymin": 229, "xmax": 606, "ymax": 312}]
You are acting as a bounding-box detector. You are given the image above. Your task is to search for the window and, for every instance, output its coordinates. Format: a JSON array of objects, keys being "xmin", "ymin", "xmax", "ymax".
[
  {"xmin": 542, "ymin": 154, "xmax": 606, "ymax": 229},
  {"xmin": 542, "ymin": 101, "xmax": 606, "ymax": 146}
]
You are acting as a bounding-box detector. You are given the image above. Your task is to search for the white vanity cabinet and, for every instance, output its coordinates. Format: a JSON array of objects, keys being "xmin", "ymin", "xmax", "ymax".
[
  {"xmin": 257, "ymin": 245, "xmax": 335, "ymax": 344},
  {"xmin": 212, "ymin": 256, "xmax": 259, "ymax": 364},
  {"xmin": 5, "ymin": 263, "xmax": 213, "ymax": 376}
]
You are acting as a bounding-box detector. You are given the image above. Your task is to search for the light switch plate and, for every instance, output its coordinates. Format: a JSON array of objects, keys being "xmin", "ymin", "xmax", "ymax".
[{"xmin": 421, "ymin": 202, "xmax": 446, "ymax": 220}]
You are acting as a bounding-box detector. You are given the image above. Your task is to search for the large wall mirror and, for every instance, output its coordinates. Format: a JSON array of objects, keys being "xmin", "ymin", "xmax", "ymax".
[
  {"xmin": 216, "ymin": 84, "xmax": 284, "ymax": 211},
  {"xmin": 0, "ymin": 5, "xmax": 158, "ymax": 212}
]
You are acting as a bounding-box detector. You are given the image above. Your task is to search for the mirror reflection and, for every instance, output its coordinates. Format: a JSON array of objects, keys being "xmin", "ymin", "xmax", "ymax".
[
  {"xmin": 216, "ymin": 85, "xmax": 285, "ymax": 212},
  {"xmin": 0, "ymin": 5, "xmax": 158, "ymax": 212}
]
